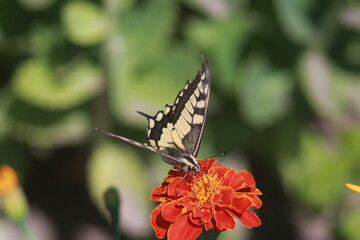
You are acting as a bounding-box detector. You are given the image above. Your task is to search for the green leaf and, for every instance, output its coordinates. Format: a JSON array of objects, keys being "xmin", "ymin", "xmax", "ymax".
[
  {"xmin": 88, "ymin": 141, "xmax": 151, "ymax": 238},
  {"xmin": 185, "ymin": 16, "xmax": 250, "ymax": 93},
  {"xmin": 11, "ymin": 58, "xmax": 103, "ymax": 110},
  {"xmin": 279, "ymin": 130, "xmax": 358, "ymax": 210},
  {"xmin": 238, "ymin": 57, "xmax": 293, "ymax": 128},
  {"xmin": 8, "ymin": 101, "xmax": 91, "ymax": 148},
  {"xmin": 121, "ymin": 0, "xmax": 176, "ymax": 62},
  {"xmin": 273, "ymin": 0, "xmax": 315, "ymax": 45},
  {"xmin": 105, "ymin": 0, "xmax": 181, "ymax": 126},
  {"xmin": 28, "ymin": 25, "xmax": 61, "ymax": 57},
  {"xmin": 62, "ymin": 1, "xmax": 109, "ymax": 46}
]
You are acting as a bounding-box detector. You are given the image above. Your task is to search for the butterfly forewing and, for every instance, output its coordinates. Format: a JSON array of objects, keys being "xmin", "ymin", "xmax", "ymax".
[{"xmin": 142, "ymin": 56, "xmax": 211, "ymax": 158}]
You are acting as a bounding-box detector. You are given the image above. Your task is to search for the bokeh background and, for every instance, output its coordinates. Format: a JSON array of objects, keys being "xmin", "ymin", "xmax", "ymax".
[{"xmin": 1, "ymin": 0, "xmax": 360, "ymax": 239}]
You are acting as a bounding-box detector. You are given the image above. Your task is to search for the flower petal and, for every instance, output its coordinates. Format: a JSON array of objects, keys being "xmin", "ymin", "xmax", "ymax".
[
  {"xmin": 177, "ymin": 197, "xmax": 195, "ymax": 211},
  {"xmin": 213, "ymin": 165, "xmax": 228, "ymax": 177},
  {"xmin": 345, "ymin": 183, "xmax": 360, "ymax": 193},
  {"xmin": 190, "ymin": 216, "xmax": 202, "ymax": 226},
  {"xmin": 214, "ymin": 207, "xmax": 236, "ymax": 230},
  {"xmin": 225, "ymin": 170, "xmax": 244, "ymax": 190},
  {"xmin": 192, "ymin": 208, "xmax": 212, "ymax": 222},
  {"xmin": 150, "ymin": 203, "xmax": 171, "ymax": 239},
  {"xmin": 167, "ymin": 178, "xmax": 182, "ymax": 196},
  {"xmin": 218, "ymin": 187, "xmax": 234, "ymax": 206},
  {"xmin": 238, "ymin": 210, "xmax": 261, "ymax": 228},
  {"xmin": 150, "ymin": 186, "xmax": 167, "ymax": 201},
  {"xmin": 204, "ymin": 217, "xmax": 217, "ymax": 231},
  {"xmin": 162, "ymin": 201, "xmax": 182, "ymax": 222},
  {"xmin": 232, "ymin": 197, "xmax": 251, "ymax": 213},
  {"xmin": 200, "ymin": 158, "xmax": 217, "ymax": 171},
  {"xmin": 239, "ymin": 170, "xmax": 256, "ymax": 186},
  {"xmin": 247, "ymin": 194, "xmax": 263, "ymax": 209},
  {"xmin": 167, "ymin": 214, "xmax": 202, "ymax": 240}
]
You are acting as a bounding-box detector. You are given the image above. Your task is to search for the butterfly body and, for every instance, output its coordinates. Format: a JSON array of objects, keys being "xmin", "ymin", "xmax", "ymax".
[{"xmin": 96, "ymin": 56, "xmax": 211, "ymax": 173}]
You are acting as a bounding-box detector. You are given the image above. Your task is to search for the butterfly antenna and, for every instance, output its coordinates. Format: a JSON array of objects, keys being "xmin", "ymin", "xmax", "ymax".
[
  {"xmin": 95, "ymin": 128, "xmax": 116, "ymax": 137},
  {"xmin": 204, "ymin": 150, "xmax": 227, "ymax": 159}
]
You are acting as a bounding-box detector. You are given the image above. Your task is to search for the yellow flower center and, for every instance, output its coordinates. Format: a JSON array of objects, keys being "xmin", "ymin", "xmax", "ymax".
[
  {"xmin": 0, "ymin": 165, "xmax": 19, "ymax": 195},
  {"xmin": 192, "ymin": 172, "xmax": 220, "ymax": 206}
]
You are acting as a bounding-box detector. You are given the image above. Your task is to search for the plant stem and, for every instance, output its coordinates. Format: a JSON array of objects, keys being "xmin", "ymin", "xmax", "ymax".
[{"xmin": 197, "ymin": 229, "xmax": 221, "ymax": 240}]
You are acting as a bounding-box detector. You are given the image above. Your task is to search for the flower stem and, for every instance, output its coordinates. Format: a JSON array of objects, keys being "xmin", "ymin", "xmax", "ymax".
[{"xmin": 197, "ymin": 229, "xmax": 221, "ymax": 240}]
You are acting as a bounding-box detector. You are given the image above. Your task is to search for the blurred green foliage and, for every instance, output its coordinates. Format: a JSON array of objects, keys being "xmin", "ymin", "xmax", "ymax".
[{"xmin": 0, "ymin": 0, "xmax": 359, "ymax": 239}]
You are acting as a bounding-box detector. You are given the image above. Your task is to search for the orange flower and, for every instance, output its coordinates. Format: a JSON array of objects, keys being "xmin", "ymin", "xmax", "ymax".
[
  {"xmin": 0, "ymin": 164, "xmax": 19, "ymax": 195},
  {"xmin": 345, "ymin": 183, "xmax": 360, "ymax": 193},
  {"xmin": 0, "ymin": 164, "xmax": 29, "ymax": 223},
  {"xmin": 150, "ymin": 159, "xmax": 262, "ymax": 240}
]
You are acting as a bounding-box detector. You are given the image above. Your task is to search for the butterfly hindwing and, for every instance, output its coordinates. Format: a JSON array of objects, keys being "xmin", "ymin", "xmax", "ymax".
[{"xmin": 140, "ymin": 56, "xmax": 211, "ymax": 158}]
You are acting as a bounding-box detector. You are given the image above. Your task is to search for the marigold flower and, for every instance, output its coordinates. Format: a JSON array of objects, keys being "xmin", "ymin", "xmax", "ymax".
[
  {"xmin": 0, "ymin": 164, "xmax": 19, "ymax": 195},
  {"xmin": 150, "ymin": 159, "xmax": 262, "ymax": 240},
  {"xmin": 345, "ymin": 183, "xmax": 360, "ymax": 193},
  {"xmin": 0, "ymin": 164, "xmax": 29, "ymax": 223}
]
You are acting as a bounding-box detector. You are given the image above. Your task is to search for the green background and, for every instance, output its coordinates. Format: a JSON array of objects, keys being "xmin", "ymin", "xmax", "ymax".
[{"xmin": 0, "ymin": 0, "xmax": 359, "ymax": 239}]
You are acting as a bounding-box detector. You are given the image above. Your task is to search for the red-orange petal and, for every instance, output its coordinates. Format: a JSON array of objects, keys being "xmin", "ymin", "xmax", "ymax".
[
  {"xmin": 222, "ymin": 176, "xmax": 231, "ymax": 186},
  {"xmin": 212, "ymin": 193, "xmax": 221, "ymax": 203},
  {"xmin": 150, "ymin": 203, "xmax": 171, "ymax": 238},
  {"xmin": 167, "ymin": 178, "xmax": 182, "ymax": 196},
  {"xmin": 232, "ymin": 197, "xmax": 251, "ymax": 214},
  {"xmin": 200, "ymin": 158, "xmax": 217, "ymax": 171},
  {"xmin": 225, "ymin": 170, "xmax": 244, "ymax": 190},
  {"xmin": 204, "ymin": 217, "xmax": 217, "ymax": 231},
  {"xmin": 239, "ymin": 170, "xmax": 256, "ymax": 186},
  {"xmin": 177, "ymin": 197, "xmax": 195, "ymax": 211},
  {"xmin": 247, "ymin": 194, "xmax": 263, "ymax": 209},
  {"xmin": 238, "ymin": 210, "xmax": 261, "ymax": 228},
  {"xmin": 214, "ymin": 207, "xmax": 236, "ymax": 230},
  {"xmin": 219, "ymin": 187, "xmax": 234, "ymax": 206},
  {"xmin": 213, "ymin": 165, "xmax": 228, "ymax": 177},
  {"xmin": 150, "ymin": 187, "xmax": 166, "ymax": 201},
  {"xmin": 192, "ymin": 208, "xmax": 212, "ymax": 222},
  {"xmin": 162, "ymin": 201, "xmax": 182, "ymax": 222},
  {"xmin": 189, "ymin": 215, "xmax": 202, "ymax": 226},
  {"xmin": 167, "ymin": 214, "xmax": 202, "ymax": 240}
]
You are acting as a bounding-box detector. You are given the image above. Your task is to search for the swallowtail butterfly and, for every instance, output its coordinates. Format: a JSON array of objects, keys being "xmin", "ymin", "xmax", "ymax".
[{"xmin": 96, "ymin": 56, "xmax": 211, "ymax": 173}]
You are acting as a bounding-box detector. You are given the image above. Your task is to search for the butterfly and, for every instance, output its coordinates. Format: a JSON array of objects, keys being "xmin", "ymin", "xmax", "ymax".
[{"xmin": 96, "ymin": 56, "xmax": 211, "ymax": 174}]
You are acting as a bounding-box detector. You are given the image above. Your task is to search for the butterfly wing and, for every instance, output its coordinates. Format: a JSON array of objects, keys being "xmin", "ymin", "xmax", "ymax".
[
  {"xmin": 95, "ymin": 128, "xmax": 187, "ymax": 166},
  {"xmin": 139, "ymin": 56, "xmax": 211, "ymax": 158}
]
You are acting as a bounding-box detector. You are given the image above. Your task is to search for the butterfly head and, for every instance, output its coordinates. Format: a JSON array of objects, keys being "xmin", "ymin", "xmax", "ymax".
[{"xmin": 179, "ymin": 155, "xmax": 201, "ymax": 173}]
